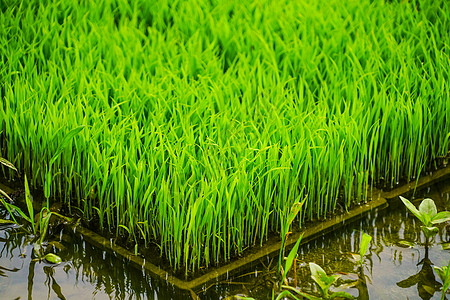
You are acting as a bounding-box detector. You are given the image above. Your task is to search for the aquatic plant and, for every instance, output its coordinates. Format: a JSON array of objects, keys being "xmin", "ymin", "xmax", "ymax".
[
  {"xmin": 434, "ymin": 263, "xmax": 450, "ymax": 300},
  {"xmin": 0, "ymin": 158, "xmax": 71, "ymax": 263},
  {"xmin": 277, "ymin": 263, "xmax": 354, "ymax": 300},
  {"xmin": 358, "ymin": 233, "xmax": 372, "ymax": 266},
  {"xmin": 399, "ymin": 196, "xmax": 450, "ymax": 244},
  {"xmin": 1, "ymin": 0, "xmax": 449, "ymax": 272}
]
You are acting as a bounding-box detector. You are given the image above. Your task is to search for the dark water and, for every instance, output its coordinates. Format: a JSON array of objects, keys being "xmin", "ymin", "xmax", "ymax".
[{"xmin": 1, "ymin": 179, "xmax": 449, "ymax": 299}]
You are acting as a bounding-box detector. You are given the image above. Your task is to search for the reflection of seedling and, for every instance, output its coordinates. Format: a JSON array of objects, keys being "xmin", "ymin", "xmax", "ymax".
[
  {"xmin": 399, "ymin": 196, "xmax": 450, "ymax": 244},
  {"xmin": 434, "ymin": 263, "xmax": 450, "ymax": 300}
]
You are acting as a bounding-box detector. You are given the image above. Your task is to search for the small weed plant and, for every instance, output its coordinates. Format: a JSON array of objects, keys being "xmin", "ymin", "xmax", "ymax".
[{"xmin": 399, "ymin": 196, "xmax": 450, "ymax": 244}]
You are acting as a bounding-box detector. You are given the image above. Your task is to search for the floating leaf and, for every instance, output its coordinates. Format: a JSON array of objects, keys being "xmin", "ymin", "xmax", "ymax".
[{"xmin": 44, "ymin": 253, "xmax": 62, "ymax": 264}]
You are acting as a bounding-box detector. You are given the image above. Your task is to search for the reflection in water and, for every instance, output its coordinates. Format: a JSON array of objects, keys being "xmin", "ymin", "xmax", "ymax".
[
  {"xmin": 0, "ymin": 220, "xmax": 191, "ymax": 299},
  {"xmin": 397, "ymin": 247, "xmax": 442, "ymax": 300},
  {"xmin": 43, "ymin": 266, "xmax": 66, "ymax": 300}
]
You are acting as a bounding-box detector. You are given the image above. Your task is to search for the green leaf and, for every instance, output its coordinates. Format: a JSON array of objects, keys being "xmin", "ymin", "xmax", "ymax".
[
  {"xmin": 359, "ymin": 233, "xmax": 372, "ymax": 264},
  {"xmin": 0, "ymin": 157, "xmax": 18, "ymax": 172},
  {"xmin": 287, "ymin": 199, "xmax": 306, "ymax": 228},
  {"xmin": 399, "ymin": 196, "xmax": 425, "ymax": 224},
  {"xmin": 431, "ymin": 211, "xmax": 450, "ymax": 224},
  {"xmin": 0, "ymin": 219, "xmax": 17, "ymax": 224},
  {"xmin": 281, "ymin": 233, "xmax": 304, "ymax": 285},
  {"xmin": 38, "ymin": 209, "xmax": 52, "ymax": 245},
  {"xmin": 49, "ymin": 125, "xmax": 85, "ymax": 167},
  {"xmin": 24, "ymin": 175, "xmax": 35, "ymax": 234},
  {"xmin": 309, "ymin": 263, "xmax": 330, "ymax": 292},
  {"xmin": 329, "ymin": 291, "xmax": 355, "ymax": 299},
  {"xmin": 433, "ymin": 264, "xmax": 450, "ymax": 293},
  {"xmin": 421, "ymin": 226, "xmax": 439, "ymax": 239},
  {"xmin": 418, "ymin": 198, "xmax": 437, "ymax": 218},
  {"xmin": 0, "ymin": 188, "xmax": 14, "ymax": 204},
  {"xmin": 44, "ymin": 253, "xmax": 62, "ymax": 264},
  {"xmin": 278, "ymin": 286, "xmax": 322, "ymax": 300}
]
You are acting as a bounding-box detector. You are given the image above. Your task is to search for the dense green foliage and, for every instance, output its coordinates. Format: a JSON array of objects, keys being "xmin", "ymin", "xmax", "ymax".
[{"xmin": 1, "ymin": 0, "xmax": 449, "ymax": 272}]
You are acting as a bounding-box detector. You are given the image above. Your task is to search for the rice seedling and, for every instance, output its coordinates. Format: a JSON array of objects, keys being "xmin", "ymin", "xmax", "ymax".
[
  {"xmin": 0, "ymin": 158, "xmax": 71, "ymax": 263},
  {"xmin": 0, "ymin": 0, "xmax": 449, "ymax": 273}
]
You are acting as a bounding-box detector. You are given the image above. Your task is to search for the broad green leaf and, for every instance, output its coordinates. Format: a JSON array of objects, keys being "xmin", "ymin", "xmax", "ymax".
[
  {"xmin": 281, "ymin": 233, "xmax": 303, "ymax": 285},
  {"xmin": 399, "ymin": 196, "xmax": 424, "ymax": 224},
  {"xmin": 309, "ymin": 262, "xmax": 329, "ymax": 292},
  {"xmin": 441, "ymin": 242, "xmax": 450, "ymax": 250},
  {"xmin": 431, "ymin": 211, "xmax": 450, "ymax": 224},
  {"xmin": 359, "ymin": 233, "xmax": 372, "ymax": 264},
  {"xmin": 325, "ymin": 274, "xmax": 340, "ymax": 287},
  {"xmin": 418, "ymin": 198, "xmax": 437, "ymax": 218},
  {"xmin": 44, "ymin": 253, "xmax": 62, "ymax": 264}
]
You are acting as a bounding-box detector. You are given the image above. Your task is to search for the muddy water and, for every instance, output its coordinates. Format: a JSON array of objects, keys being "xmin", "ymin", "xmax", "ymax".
[{"xmin": 0, "ymin": 179, "xmax": 449, "ymax": 300}]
